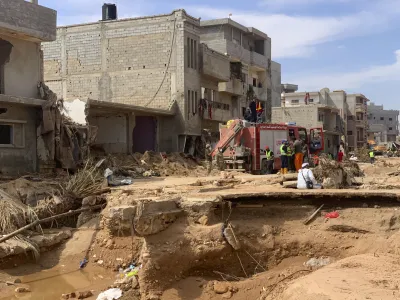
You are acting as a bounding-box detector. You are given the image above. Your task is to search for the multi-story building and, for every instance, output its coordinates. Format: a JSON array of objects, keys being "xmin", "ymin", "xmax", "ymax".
[
  {"xmin": 367, "ymin": 103, "xmax": 399, "ymax": 143},
  {"xmin": 346, "ymin": 94, "xmax": 369, "ymax": 150},
  {"xmin": 272, "ymin": 89, "xmax": 343, "ymax": 156},
  {"xmin": 0, "ymin": 0, "xmax": 56, "ymax": 174},
  {"xmin": 42, "ymin": 8, "xmax": 279, "ymax": 154}
]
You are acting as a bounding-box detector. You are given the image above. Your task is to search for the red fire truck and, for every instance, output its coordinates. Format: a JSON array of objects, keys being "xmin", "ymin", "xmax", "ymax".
[{"xmin": 211, "ymin": 119, "xmax": 324, "ymax": 174}]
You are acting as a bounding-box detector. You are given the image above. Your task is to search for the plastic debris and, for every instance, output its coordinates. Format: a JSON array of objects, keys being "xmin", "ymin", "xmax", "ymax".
[
  {"xmin": 325, "ymin": 211, "xmax": 339, "ymax": 219},
  {"xmin": 96, "ymin": 288, "xmax": 122, "ymax": 300},
  {"xmin": 79, "ymin": 258, "xmax": 88, "ymax": 269}
]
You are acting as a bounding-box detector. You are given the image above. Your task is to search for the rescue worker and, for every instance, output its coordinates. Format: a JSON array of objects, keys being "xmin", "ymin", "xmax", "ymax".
[
  {"xmin": 294, "ymin": 138, "xmax": 303, "ymax": 172},
  {"xmin": 265, "ymin": 146, "xmax": 274, "ymax": 174},
  {"xmin": 215, "ymin": 147, "xmax": 225, "ymax": 171},
  {"xmin": 205, "ymin": 143, "xmax": 213, "ymax": 174},
  {"xmin": 297, "ymin": 163, "xmax": 322, "ymax": 189},
  {"xmin": 338, "ymin": 149, "xmax": 344, "ymax": 163},
  {"xmin": 280, "ymin": 141, "xmax": 289, "ymax": 174},
  {"xmin": 369, "ymin": 149, "xmax": 375, "ymax": 164},
  {"xmin": 287, "ymin": 140, "xmax": 295, "ymax": 173}
]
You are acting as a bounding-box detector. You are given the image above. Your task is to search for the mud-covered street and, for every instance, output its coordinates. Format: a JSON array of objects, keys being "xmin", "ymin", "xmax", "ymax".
[{"xmin": 1, "ymin": 155, "xmax": 400, "ymax": 300}]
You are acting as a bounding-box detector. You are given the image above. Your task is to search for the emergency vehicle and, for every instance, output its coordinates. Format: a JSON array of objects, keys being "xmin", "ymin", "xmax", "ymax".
[{"xmin": 211, "ymin": 119, "xmax": 324, "ymax": 174}]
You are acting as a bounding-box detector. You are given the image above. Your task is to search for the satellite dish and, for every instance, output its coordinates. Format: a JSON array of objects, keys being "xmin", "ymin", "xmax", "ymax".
[{"xmin": 320, "ymin": 88, "xmax": 330, "ymax": 93}]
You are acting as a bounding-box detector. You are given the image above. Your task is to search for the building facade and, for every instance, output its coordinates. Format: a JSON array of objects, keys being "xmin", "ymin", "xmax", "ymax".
[
  {"xmin": 0, "ymin": 0, "xmax": 56, "ymax": 174},
  {"xmin": 42, "ymin": 9, "xmax": 279, "ymax": 154},
  {"xmin": 346, "ymin": 94, "xmax": 369, "ymax": 150},
  {"xmin": 272, "ymin": 90, "xmax": 342, "ymax": 156},
  {"xmin": 367, "ymin": 103, "xmax": 399, "ymax": 143}
]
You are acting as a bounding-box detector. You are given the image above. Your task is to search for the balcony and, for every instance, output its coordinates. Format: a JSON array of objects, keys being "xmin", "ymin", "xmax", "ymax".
[
  {"xmin": 218, "ymin": 79, "xmax": 245, "ymax": 96},
  {"xmin": 356, "ymin": 103, "xmax": 366, "ymax": 113},
  {"xmin": 200, "ymin": 44, "xmax": 230, "ymax": 82},
  {"xmin": 250, "ymin": 51, "xmax": 268, "ymax": 70},
  {"xmin": 0, "ymin": 0, "xmax": 56, "ymax": 42},
  {"xmin": 356, "ymin": 119, "xmax": 366, "ymax": 127},
  {"xmin": 202, "ymin": 101, "xmax": 232, "ymax": 122}
]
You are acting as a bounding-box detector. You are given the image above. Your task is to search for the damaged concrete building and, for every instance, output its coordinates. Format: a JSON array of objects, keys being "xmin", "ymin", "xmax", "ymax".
[
  {"xmin": 42, "ymin": 7, "xmax": 281, "ymax": 154},
  {"xmin": 273, "ymin": 89, "xmax": 344, "ymax": 156},
  {"xmin": 276, "ymin": 88, "xmax": 370, "ymax": 152},
  {"xmin": 0, "ymin": 0, "xmax": 56, "ymax": 174}
]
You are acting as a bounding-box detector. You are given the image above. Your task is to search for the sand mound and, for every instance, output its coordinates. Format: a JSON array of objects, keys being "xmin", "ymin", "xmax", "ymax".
[{"xmin": 273, "ymin": 253, "xmax": 400, "ymax": 300}]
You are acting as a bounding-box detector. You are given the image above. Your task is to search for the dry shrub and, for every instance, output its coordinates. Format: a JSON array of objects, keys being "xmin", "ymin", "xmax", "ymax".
[
  {"xmin": 64, "ymin": 159, "xmax": 104, "ymax": 199},
  {"xmin": 313, "ymin": 154, "xmax": 363, "ymax": 188},
  {"xmin": 0, "ymin": 197, "xmax": 41, "ymax": 260}
]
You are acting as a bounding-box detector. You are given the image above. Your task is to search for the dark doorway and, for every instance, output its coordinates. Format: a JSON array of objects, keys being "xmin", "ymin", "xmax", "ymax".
[{"xmin": 132, "ymin": 116, "xmax": 156, "ymax": 153}]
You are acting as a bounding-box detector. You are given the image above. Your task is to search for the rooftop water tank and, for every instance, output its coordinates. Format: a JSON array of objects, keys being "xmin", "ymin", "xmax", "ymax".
[{"xmin": 102, "ymin": 3, "xmax": 117, "ymax": 21}]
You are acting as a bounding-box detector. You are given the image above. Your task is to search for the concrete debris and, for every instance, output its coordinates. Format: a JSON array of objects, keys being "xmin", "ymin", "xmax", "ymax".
[{"xmin": 304, "ymin": 257, "xmax": 333, "ymax": 269}]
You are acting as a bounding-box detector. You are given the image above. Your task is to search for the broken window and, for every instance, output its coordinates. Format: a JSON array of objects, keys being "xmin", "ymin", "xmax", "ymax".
[
  {"xmin": 347, "ymin": 131, "xmax": 353, "ymax": 136},
  {"xmin": 291, "ymin": 99, "xmax": 299, "ymax": 105},
  {"xmin": 0, "ymin": 124, "xmax": 12, "ymax": 144},
  {"xmin": 187, "ymin": 90, "xmax": 191, "ymax": 119},
  {"xmin": 252, "ymin": 78, "xmax": 257, "ymax": 87}
]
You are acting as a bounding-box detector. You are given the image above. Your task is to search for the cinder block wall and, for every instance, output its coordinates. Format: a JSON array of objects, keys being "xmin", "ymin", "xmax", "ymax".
[{"xmin": 43, "ymin": 10, "xmax": 202, "ymax": 152}]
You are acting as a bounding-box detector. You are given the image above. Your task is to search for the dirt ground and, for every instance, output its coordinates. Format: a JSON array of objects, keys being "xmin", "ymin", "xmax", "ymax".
[{"xmin": 1, "ymin": 157, "xmax": 400, "ymax": 300}]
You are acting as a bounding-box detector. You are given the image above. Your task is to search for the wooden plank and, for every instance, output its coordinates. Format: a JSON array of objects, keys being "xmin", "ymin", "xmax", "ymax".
[{"xmin": 303, "ymin": 204, "xmax": 325, "ymax": 225}]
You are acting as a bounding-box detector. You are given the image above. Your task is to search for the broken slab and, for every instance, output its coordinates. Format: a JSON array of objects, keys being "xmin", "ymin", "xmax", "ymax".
[
  {"xmin": 0, "ymin": 229, "xmax": 72, "ymax": 259},
  {"xmin": 134, "ymin": 200, "xmax": 183, "ymax": 236}
]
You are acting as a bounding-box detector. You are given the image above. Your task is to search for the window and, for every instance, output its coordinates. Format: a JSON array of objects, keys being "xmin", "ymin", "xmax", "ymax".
[
  {"xmin": 389, "ymin": 118, "xmax": 393, "ymax": 121},
  {"xmin": 318, "ymin": 113, "xmax": 324, "ymax": 122},
  {"xmin": 291, "ymin": 99, "xmax": 299, "ymax": 105},
  {"xmin": 0, "ymin": 121, "xmax": 24, "ymax": 147},
  {"xmin": 347, "ymin": 131, "xmax": 353, "ymax": 136},
  {"xmin": 242, "ymin": 107, "xmax": 246, "ymax": 117},
  {"xmin": 288, "ymin": 129, "xmax": 295, "ymax": 141},
  {"xmin": 187, "ymin": 37, "xmax": 198, "ymax": 69},
  {"xmin": 252, "ymin": 78, "xmax": 257, "ymax": 87},
  {"xmin": 308, "ymin": 98, "xmax": 314, "ymax": 103},
  {"xmin": 380, "ymin": 117, "xmax": 384, "ymax": 120},
  {"xmin": 389, "ymin": 127, "xmax": 393, "ymax": 130},
  {"xmin": 187, "ymin": 90, "xmax": 198, "ymax": 117},
  {"xmin": 0, "ymin": 124, "xmax": 12, "ymax": 144}
]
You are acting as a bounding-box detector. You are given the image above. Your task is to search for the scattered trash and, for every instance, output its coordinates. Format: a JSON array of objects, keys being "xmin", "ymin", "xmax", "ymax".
[
  {"xmin": 105, "ymin": 168, "xmax": 133, "ymax": 186},
  {"xmin": 304, "ymin": 257, "xmax": 332, "ymax": 269},
  {"xmin": 96, "ymin": 288, "xmax": 122, "ymax": 300},
  {"xmin": 15, "ymin": 287, "xmax": 30, "ymax": 293},
  {"xmin": 325, "ymin": 211, "xmax": 339, "ymax": 219},
  {"xmin": 79, "ymin": 258, "xmax": 88, "ymax": 269}
]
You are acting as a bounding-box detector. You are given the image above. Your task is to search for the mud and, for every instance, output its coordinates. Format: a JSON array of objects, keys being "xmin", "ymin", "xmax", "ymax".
[{"xmin": 1, "ymin": 157, "xmax": 400, "ymax": 299}]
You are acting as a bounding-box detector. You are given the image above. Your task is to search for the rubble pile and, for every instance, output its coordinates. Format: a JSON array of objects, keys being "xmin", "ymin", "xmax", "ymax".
[
  {"xmin": 97, "ymin": 151, "xmax": 212, "ymax": 178},
  {"xmin": 314, "ymin": 155, "xmax": 363, "ymax": 188},
  {"xmin": 354, "ymin": 147, "xmax": 371, "ymax": 163}
]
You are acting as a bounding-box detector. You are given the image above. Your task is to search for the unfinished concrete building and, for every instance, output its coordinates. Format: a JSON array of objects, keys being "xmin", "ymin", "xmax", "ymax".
[
  {"xmin": 42, "ymin": 8, "xmax": 278, "ymax": 154},
  {"xmin": 367, "ymin": 103, "xmax": 399, "ymax": 143},
  {"xmin": 0, "ymin": 0, "xmax": 56, "ymax": 174}
]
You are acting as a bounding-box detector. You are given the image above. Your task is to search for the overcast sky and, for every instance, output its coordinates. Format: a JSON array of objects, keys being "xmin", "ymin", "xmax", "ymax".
[{"xmin": 41, "ymin": 0, "xmax": 400, "ymax": 110}]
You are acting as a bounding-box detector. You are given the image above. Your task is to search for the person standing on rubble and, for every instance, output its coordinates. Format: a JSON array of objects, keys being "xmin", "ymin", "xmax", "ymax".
[
  {"xmin": 280, "ymin": 141, "xmax": 289, "ymax": 174},
  {"xmin": 205, "ymin": 143, "xmax": 213, "ymax": 174},
  {"xmin": 265, "ymin": 146, "xmax": 274, "ymax": 174},
  {"xmin": 369, "ymin": 149, "xmax": 375, "ymax": 164},
  {"xmin": 216, "ymin": 147, "xmax": 225, "ymax": 171},
  {"xmin": 294, "ymin": 138, "xmax": 304, "ymax": 171},
  {"xmin": 297, "ymin": 163, "xmax": 322, "ymax": 189},
  {"xmin": 287, "ymin": 140, "xmax": 295, "ymax": 173}
]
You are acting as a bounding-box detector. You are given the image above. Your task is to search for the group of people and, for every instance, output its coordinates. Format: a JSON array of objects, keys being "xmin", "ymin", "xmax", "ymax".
[
  {"xmin": 265, "ymin": 138, "xmax": 323, "ymax": 189},
  {"xmin": 264, "ymin": 138, "xmax": 308, "ymax": 175}
]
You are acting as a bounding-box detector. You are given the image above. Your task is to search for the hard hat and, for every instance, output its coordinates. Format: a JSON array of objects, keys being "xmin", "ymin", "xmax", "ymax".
[
  {"xmin": 265, "ymin": 146, "xmax": 269, "ymax": 150},
  {"xmin": 302, "ymin": 163, "xmax": 309, "ymax": 168}
]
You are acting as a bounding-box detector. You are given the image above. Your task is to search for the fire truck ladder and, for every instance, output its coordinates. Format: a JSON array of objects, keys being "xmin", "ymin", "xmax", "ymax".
[{"xmin": 211, "ymin": 119, "xmax": 244, "ymax": 157}]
